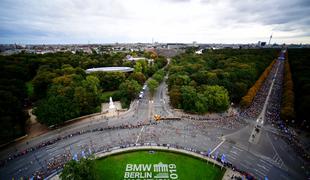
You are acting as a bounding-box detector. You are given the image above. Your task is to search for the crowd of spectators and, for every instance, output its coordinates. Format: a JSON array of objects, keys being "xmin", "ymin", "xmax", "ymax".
[
  {"xmin": 1, "ymin": 54, "xmax": 308, "ymax": 180},
  {"xmin": 265, "ymin": 60, "xmax": 284, "ymax": 126},
  {"xmin": 179, "ymin": 114, "xmax": 245, "ymax": 130},
  {"xmin": 240, "ymin": 60, "xmax": 280, "ymax": 119},
  {"xmin": 0, "ymin": 118, "xmax": 258, "ymax": 180},
  {"xmin": 240, "ymin": 57, "xmax": 309, "ymax": 162},
  {"xmin": 0, "ymin": 121, "xmax": 157, "ymax": 168}
]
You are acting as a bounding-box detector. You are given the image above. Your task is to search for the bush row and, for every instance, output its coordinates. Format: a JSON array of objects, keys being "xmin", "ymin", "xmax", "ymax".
[{"xmin": 280, "ymin": 52, "xmax": 295, "ymax": 121}]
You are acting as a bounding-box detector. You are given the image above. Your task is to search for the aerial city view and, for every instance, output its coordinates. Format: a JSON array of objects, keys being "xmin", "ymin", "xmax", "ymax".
[{"xmin": 0, "ymin": 0, "xmax": 310, "ymax": 179}]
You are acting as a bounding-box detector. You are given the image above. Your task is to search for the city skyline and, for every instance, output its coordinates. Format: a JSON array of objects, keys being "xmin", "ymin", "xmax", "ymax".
[{"xmin": 1, "ymin": 0, "xmax": 310, "ymax": 44}]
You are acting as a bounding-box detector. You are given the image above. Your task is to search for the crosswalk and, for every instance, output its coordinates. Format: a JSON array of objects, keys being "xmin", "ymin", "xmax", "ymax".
[
  {"xmin": 224, "ymin": 144, "xmax": 243, "ymax": 161},
  {"xmin": 255, "ymin": 158, "xmax": 273, "ymax": 177},
  {"xmin": 272, "ymin": 154, "xmax": 283, "ymax": 166},
  {"xmin": 217, "ymin": 144, "xmax": 277, "ymax": 179}
]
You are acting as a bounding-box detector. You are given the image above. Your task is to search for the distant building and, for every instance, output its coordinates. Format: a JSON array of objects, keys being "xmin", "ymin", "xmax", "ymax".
[
  {"xmin": 85, "ymin": 67, "xmax": 134, "ymax": 73},
  {"xmin": 167, "ymin": 43, "xmax": 186, "ymax": 49},
  {"xmin": 126, "ymin": 55, "xmax": 146, "ymax": 61},
  {"xmin": 195, "ymin": 49, "xmax": 203, "ymax": 54},
  {"xmin": 125, "ymin": 55, "xmax": 154, "ymax": 64},
  {"xmin": 257, "ymin": 41, "xmax": 266, "ymax": 47}
]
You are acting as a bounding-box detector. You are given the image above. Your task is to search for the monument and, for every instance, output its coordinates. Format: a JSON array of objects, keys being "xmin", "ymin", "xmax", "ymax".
[
  {"xmin": 101, "ymin": 96, "xmax": 121, "ymax": 117},
  {"xmin": 109, "ymin": 97, "xmax": 116, "ymax": 114}
]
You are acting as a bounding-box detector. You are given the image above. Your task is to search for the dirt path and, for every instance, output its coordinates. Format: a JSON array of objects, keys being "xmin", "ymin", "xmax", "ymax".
[{"xmin": 25, "ymin": 109, "xmax": 49, "ymax": 139}]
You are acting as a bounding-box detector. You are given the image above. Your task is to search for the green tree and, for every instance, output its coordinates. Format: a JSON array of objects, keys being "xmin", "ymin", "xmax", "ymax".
[
  {"xmin": 34, "ymin": 96, "xmax": 80, "ymax": 126},
  {"xmin": 168, "ymin": 74, "xmax": 191, "ymax": 88},
  {"xmin": 154, "ymin": 56, "xmax": 167, "ymax": 68},
  {"xmin": 129, "ymin": 72, "xmax": 146, "ymax": 85},
  {"xmin": 73, "ymin": 86, "xmax": 99, "ymax": 115},
  {"xmin": 0, "ymin": 90, "xmax": 25, "ymax": 144},
  {"xmin": 119, "ymin": 80, "xmax": 141, "ymax": 107},
  {"xmin": 60, "ymin": 64, "xmax": 76, "ymax": 75},
  {"xmin": 83, "ymin": 75, "xmax": 100, "ymax": 95},
  {"xmin": 231, "ymin": 82, "xmax": 248, "ymax": 101},
  {"xmin": 60, "ymin": 158, "xmax": 97, "ymax": 180},
  {"xmin": 168, "ymin": 87, "xmax": 182, "ymax": 108},
  {"xmin": 203, "ymin": 85, "xmax": 229, "ymax": 112},
  {"xmin": 152, "ymin": 70, "xmax": 165, "ymax": 83},
  {"xmin": 134, "ymin": 61, "xmax": 143, "ymax": 73},
  {"xmin": 180, "ymin": 86, "xmax": 197, "ymax": 112},
  {"xmin": 206, "ymin": 72, "xmax": 219, "ymax": 85},
  {"xmin": 94, "ymin": 72, "xmax": 126, "ymax": 91},
  {"xmin": 191, "ymin": 70, "xmax": 209, "ymax": 85},
  {"xmin": 119, "ymin": 79, "xmax": 141, "ymax": 99},
  {"xmin": 32, "ymin": 71, "xmax": 57, "ymax": 99},
  {"xmin": 195, "ymin": 93, "xmax": 208, "ymax": 113},
  {"xmin": 148, "ymin": 79, "xmax": 159, "ymax": 98}
]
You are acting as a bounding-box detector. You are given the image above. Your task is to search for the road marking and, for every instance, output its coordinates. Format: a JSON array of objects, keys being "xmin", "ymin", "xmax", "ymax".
[
  {"xmin": 135, "ymin": 126, "xmax": 145, "ymax": 144},
  {"xmin": 232, "ymin": 146, "xmax": 244, "ymax": 152},
  {"xmin": 244, "ymin": 155, "xmax": 255, "ymax": 161},
  {"xmin": 226, "ymin": 154, "xmax": 236, "ymax": 160},
  {"xmin": 231, "ymin": 151, "xmax": 238, "ymax": 155},
  {"xmin": 45, "ymin": 146, "xmax": 58, "ymax": 151},
  {"xmin": 254, "ymin": 168, "xmax": 266, "ymax": 177},
  {"xmin": 48, "ymin": 151, "xmax": 61, "ymax": 157},
  {"xmin": 259, "ymin": 159, "xmax": 272, "ymax": 168},
  {"xmin": 267, "ymin": 133, "xmax": 287, "ymax": 170},
  {"xmin": 257, "ymin": 164, "xmax": 270, "ymax": 171},
  {"xmin": 236, "ymin": 143, "xmax": 248, "ymax": 151},
  {"xmin": 210, "ymin": 139, "xmax": 225, "ymax": 154},
  {"xmin": 227, "ymin": 152, "xmax": 238, "ymax": 158},
  {"xmin": 272, "ymin": 154, "xmax": 277, "ymax": 159},
  {"xmin": 240, "ymin": 163, "xmax": 248, "ymax": 169},
  {"xmin": 280, "ymin": 174, "xmax": 290, "ymax": 180}
]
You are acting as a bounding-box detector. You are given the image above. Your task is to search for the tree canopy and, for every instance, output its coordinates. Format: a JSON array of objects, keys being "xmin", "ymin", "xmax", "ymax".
[
  {"xmin": 287, "ymin": 48, "xmax": 310, "ymax": 129},
  {"xmin": 0, "ymin": 51, "xmax": 168, "ymax": 144},
  {"xmin": 60, "ymin": 158, "xmax": 97, "ymax": 180},
  {"xmin": 148, "ymin": 79, "xmax": 159, "ymax": 97},
  {"xmin": 167, "ymin": 48, "xmax": 277, "ymax": 113}
]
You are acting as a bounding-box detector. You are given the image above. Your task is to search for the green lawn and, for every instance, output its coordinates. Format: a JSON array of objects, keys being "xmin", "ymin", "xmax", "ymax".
[
  {"xmin": 100, "ymin": 91, "xmax": 119, "ymax": 102},
  {"xmin": 94, "ymin": 150, "xmax": 225, "ymax": 180}
]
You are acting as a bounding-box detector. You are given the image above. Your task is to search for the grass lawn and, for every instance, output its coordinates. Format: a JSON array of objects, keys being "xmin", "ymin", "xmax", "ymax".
[
  {"xmin": 100, "ymin": 91, "xmax": 119, "ymax": 102},
  {"xmin": 94, "ymin": 150, "xmax": 225, "ymax": 180}
]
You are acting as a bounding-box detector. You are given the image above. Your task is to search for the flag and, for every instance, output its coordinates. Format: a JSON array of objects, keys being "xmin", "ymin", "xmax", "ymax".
[
  {"xmin": 221, "ymin": 154, "xmax": 226, "ymax": 163},
  {"xmin": 214, "ymin": 151, "xmax": 219, "ymax": 160},
  {"xmin": 73, "ymin": 153, "xmax": 78, "ymax": 161},
  {"xmin": 81, "ymin": 150, "xmax": 86, "ymax": 158},
  {"xmin": 207, "ymin": 148, "xmax": 211, "ymax": 157},
  {"xmin": 69, "ymin": 145, "xmax": 73, "ymax": 154}
]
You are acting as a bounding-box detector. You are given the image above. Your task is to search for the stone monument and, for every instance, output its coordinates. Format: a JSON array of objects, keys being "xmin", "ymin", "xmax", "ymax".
[{"xmin": 109, "ymin": 97, "xmax": 116, "ymax": 113}]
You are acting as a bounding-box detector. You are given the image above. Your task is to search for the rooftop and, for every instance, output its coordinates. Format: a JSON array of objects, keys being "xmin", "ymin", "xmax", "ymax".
[{"xmin": 85, "ymin": 67, "xmax": 134, "ymax": 73}]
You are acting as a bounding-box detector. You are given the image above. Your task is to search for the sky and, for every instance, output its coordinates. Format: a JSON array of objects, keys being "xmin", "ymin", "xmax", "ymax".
[{"xmin": 0, "ymin": 0, "xmax": 310, "ymax": 44}]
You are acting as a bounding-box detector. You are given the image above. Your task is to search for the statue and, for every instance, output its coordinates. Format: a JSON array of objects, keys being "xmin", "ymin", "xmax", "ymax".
[{"xmin": 109, "ymin": 97, "xmax": 115, "ymax": 109}]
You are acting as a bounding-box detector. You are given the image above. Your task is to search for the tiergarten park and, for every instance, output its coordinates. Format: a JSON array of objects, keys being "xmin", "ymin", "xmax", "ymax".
[{"xmin": 0, "ymin": 45, "xmax": 309, "ymax": 180}]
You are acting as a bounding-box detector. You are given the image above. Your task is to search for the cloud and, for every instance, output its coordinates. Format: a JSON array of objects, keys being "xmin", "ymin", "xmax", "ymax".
[{"xmin": 0, "ymin": 0, "xmax": 309, "ymax": 44}]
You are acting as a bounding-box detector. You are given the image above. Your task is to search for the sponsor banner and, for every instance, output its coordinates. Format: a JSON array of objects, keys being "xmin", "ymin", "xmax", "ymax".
[{"xmin": 124, "ymin": 162, "xmax": 178, "ymax": 179}]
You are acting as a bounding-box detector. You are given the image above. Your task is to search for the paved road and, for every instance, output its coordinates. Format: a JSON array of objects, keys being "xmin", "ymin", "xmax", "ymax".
[{"xmin": 0, "ymin": 55, "xmax": 308, "ymax": 179}]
